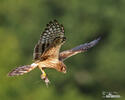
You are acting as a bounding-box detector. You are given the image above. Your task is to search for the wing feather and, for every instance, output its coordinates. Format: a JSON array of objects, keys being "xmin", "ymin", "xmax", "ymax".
[
  {"xmin": 59, "ymin": 37, "xmax": 101, "ymax": 61},
  {"xmin": 8, "ymin": 63, "xmax": 38, "ymax": 76},
  {"xmin": 33, "ymin": 20, "xmax": 65, "ymax": 60}
]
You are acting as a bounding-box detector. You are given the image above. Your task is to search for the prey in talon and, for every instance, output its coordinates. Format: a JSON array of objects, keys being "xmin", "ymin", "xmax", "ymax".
[
  {"xmin": 40, "ymin": 68, "xmax": 50, "ymax": 86},
  {"xmin": 8, "ymin": 19, "xmax": 100, "ymax": 86}
]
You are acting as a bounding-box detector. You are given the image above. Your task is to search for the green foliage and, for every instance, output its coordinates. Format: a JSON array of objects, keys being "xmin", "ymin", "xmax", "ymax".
[{"xmin": 0, "ymin": 0, "xmax": 125, "ymax": 100}]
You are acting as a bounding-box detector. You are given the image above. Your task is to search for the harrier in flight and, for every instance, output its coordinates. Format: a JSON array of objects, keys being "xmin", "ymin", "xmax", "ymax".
[{"xmin": 8, "ymin": 20, "xmax": 100, "ymax": 86}]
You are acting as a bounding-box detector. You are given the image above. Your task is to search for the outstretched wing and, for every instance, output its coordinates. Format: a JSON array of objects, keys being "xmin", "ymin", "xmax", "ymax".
[
  {"xmin": 59, "ymin": 37, "xmax": 100, "ymax": 61},
  {"xmin": 33, "ymin": 20, "xmax": 65, "ymax": 60},
  {"xmin": 8, "ymin": 63, "xmax": 38, "ymax": 76}
]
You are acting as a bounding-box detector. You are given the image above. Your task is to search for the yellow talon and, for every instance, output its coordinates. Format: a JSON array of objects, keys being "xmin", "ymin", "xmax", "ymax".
[
  {"xmin": 41, "ymin": 73, "xmax": 46, "ymax": 80},
  {"xmin": 43, "ymin": 73, "xmax": 46, "ymax": 76},
  {"xmin": 39, "ymin": 68, "xmax": 50, "ymax": 86},
  {"xmin": 39, "ymin": 68, "xmax": 46, "ymax": 79}
]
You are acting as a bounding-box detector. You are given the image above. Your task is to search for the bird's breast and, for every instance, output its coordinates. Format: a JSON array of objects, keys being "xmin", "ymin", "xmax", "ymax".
[
  {"xmin": 38, "ymin": 59, "xmax": 59, "ymax": 69},
  {"xmin": 49, "ymin": 59, "xmax": 59, "ymax": 63}
]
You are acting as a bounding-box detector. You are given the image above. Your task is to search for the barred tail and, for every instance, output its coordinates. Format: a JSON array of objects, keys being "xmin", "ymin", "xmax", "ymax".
[{"xmin": 8, "ymin": 63, "xmax": 38, "ymax": 76}]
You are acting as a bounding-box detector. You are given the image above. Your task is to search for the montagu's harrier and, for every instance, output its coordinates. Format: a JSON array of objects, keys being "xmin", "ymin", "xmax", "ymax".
[{"xmin": 8, "ymin": 20, "xmax": 100, "ymax": 86}]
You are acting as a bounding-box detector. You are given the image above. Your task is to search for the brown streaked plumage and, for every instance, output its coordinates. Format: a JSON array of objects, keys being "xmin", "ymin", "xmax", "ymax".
[{"xmin": 8, "ymin": 19, "xmax": 100, "ymax": 86}]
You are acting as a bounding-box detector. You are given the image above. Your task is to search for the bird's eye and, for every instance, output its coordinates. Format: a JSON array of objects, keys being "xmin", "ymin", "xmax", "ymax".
[{"xmin": 61, "ymin": 67, "xmax": 63, "ymax": 71}]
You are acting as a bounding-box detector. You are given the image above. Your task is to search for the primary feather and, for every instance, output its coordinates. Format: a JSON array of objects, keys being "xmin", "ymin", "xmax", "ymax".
[
  {"xmin": 33, "ymin": 20, "xmax": 65, "ymax": 60},
  {"xmin": 8, "ymin": 63, "xmax": 38, "ymax": 76},
  {"xmin": 59, "ymin": 37, "xmax": 101, "ymax": 61}
]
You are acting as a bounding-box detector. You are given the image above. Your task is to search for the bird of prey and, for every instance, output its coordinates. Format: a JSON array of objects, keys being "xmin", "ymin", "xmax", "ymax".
[{"xmin": 8, "ymin": 20, "xmax": 100, "ymax": 86}]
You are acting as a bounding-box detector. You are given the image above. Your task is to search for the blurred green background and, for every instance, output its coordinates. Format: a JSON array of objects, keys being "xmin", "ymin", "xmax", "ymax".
[{"xmin": 0, "ymin": 0, "xmax": 125, "ymax": 100}]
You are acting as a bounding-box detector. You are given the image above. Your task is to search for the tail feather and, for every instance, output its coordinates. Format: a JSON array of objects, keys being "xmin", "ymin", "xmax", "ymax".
[{"xmin": 8, "ymin": 63, "xmax": 38, "ymax": 76}]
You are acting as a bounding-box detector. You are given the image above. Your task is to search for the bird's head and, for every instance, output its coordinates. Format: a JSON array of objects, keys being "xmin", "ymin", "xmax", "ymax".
[
  {"xmin": 61, "ymin": 66, "xmax": 67, "ymax": 74},
  {"xmin": 58, "ymin": 61, "xmax": 67, "ymax": 74}
]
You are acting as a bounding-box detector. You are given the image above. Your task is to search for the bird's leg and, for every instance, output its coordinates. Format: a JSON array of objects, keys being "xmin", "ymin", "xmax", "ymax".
[{"xmin": 40, "ymin": 68, "xmax": 50, "ymax": 86}]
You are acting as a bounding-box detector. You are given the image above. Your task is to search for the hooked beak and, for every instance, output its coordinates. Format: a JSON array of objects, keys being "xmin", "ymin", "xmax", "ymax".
[{"xmin": 63, "ymin": 70, "xmax": 67, "ymax": 74}]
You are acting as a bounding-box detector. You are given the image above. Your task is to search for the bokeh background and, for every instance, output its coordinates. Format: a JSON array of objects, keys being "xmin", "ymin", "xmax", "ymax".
[{"xmin": 0, "ymin": 0, "xmax": 125, "ymax": 100}]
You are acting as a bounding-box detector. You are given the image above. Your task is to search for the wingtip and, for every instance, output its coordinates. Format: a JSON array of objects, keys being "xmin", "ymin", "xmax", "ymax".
[
  {"xmin": 7, "ymin": 73, "xmax": 11, "ymax": 77},
  {"xmin": 93, "ymin": 36, "xmax": 101, "ymax": 44},
  {"xmin": 53, "ymin": 19, "xmax": 58, "ymax": 22},
  {"xmin": 7, "ymin": 71, "xmax": 15, "ymax": 77},
  {"xmin": 87, "ymin": 37, "xmax": 101, "ymax": 48},
  {"xmin": 96, "ymin": 37, "xmax": 101, "ymax": 41}
]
